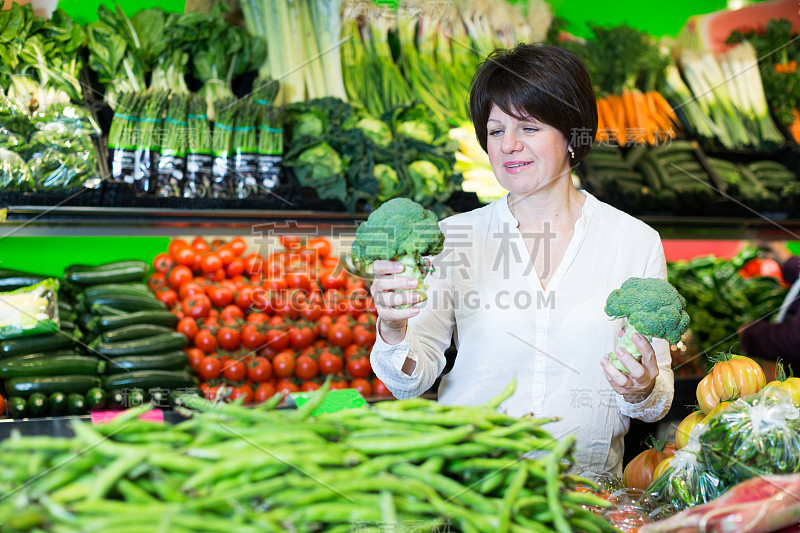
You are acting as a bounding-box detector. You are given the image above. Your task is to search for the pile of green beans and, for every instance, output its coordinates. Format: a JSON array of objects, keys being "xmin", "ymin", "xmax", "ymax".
[{"xmin": 0, "ymin": 381, "xmax": 616, "ymax": 533}]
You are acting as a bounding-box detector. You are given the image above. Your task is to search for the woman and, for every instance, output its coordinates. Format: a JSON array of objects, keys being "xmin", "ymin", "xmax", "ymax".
[{"xmin": 369, "ymin": 44, "xmax": 674, "ymax": 475}]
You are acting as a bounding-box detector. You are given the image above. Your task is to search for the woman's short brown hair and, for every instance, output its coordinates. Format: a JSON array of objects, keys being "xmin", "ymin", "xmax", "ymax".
[{"xmin": 469, "ymin": 44, "xmax": 598, "ymax": 164}]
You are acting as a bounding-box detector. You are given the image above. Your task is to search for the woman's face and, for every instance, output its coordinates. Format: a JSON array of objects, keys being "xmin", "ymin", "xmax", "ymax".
[{"xmin": 485, "ymin": 104, "xmax": 571, "ymax": 196}]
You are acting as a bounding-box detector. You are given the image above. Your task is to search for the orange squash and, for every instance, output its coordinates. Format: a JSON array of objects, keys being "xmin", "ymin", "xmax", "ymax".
[
  {"xmin": 696, "ymin": 351, "xmax": 765, "ymax": 414},
  {"xmin": 622, "ymin": 436, "xmax": 677, "ymax": 490}
]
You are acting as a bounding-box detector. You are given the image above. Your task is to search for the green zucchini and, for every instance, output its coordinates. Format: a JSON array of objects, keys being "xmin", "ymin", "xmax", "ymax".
[
  {"xmin": 0, "ymin": 276, "xmax": 48, "ymax": 292},
  {"xmin": 85, "ymin": 295, "xmax": 165, "ymax": 313},
  {"xmin": 49, "ymin": 392, "xmax": 67, "ymax": 415},
  {"xmin": 66, "ymin": 260, "xmax": 148, "ymax": 273},
  {"xmin": 85, "ymin": 387, "xmax": 107, "ymax": 410},
  {"xmin": 65, "ymin": 261, "xmax": 148, "ymax": 286},
  {"xmin": 107, "ymin": 390, "xmax": 126, "ymax": 410},
  {"xmin": 5, "ymin": 349, "xmax": 82, "ymax": 361},
  {"xmin": 89, "ymin": 311, "xmax": 178, "ymax": 333},
  {"xmin": 101, "ymin": 324, "xmax": 174, "ymax": 343},
  {"xmin": 0, "ymin": 333, "xmax": 74, "ymax": 357},
  {"xmin": 0, "ymin": 355, "xmax": 102, "ymax": 378},
  {"xmin": 80, "ymin": 283, "xmax": 153, "ymax": 299},
  {"xmin": 67, "ymin": 393, "xmax": 86, "ymax": 415},
  {"xmin": 27, "ymin": 393, "xmax": 48, "ymax": 417},
  {"xmin": 105, "ymin": 351, "xmax": 189, "ymax": 374},
  {"xmin": 94, "ymin": 332, "xmax": 187, "ymax": 357},
  {"xmin": 7, "ymin": 396, "xmax": 26, "ymax": 418},
  {"xmin": 103, "ymin": 371, "xmax": 196, "ymax": 391},
  {"xmin": 6, "ymin": 375, "xmax": 101, "ymax": 397}
]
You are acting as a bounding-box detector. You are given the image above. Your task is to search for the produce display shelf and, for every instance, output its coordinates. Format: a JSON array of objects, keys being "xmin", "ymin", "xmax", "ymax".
[
  {"xmin": 4, "ymin": 206, "xmax": 800, "ymax": 239},
  {"xmin": 0, "ymin": 206, "xmax": 368, "ymax": 237}
]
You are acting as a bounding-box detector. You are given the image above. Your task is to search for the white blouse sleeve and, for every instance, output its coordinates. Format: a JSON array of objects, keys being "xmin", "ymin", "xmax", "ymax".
[
  {"xmin": 615, "ymin": 233, "xmax": 675, "ymax": 422},
  {"xmin": 369, "ymin": 241, "xmax": 456, "ymax": 399}
]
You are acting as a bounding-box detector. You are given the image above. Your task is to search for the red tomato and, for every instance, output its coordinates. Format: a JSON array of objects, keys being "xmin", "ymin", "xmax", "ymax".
[
  {"xmin": 328, "ymin": 323, "xmax": 354, "ymax": 348},
  {"xmin": 230, "ymin": 237, "xmax": 247, "ymax": 256},
  {"xmin": 179, "ymin": 281, "xmax": 204, "ymax": 301},
  {"xmin": 199, "ymin": 356, "xmax": 222, "ymax": 380},
  {"xmin": 307, "ymin": 237, "xmax": 332, "ymax": 258},
  {"xmin": 226, "ymin": 258, "xmax": 245, "ymax": 278},
  {"xmin": 153, "ymin": 252, "xmax": 174, "ymax": 273},
  {"xmin": 217, "ymin": 245, "xmax": 236, "ymax": 266},
  {"xmin": 344, "ymin": 344, "xmax": 361, "ymax": 360},
  {"xmin": 242, "ymin": 324, "xmax": 267, "ymax": 350},
  {"xmin": 289, "ymin": 326, "xmax": 316, "ymax": 349},
  {"xmin": 168, "ymin": 266, "xmax": 194, "ymax": 290},
  {"xmin": 300, "ymin": 299, "xmax": 324, "ymax": 321},
  {"xmin": 223, "ymin": 360, "xmax": 247, "ymax": 382},
  {"xmin": 155, "ymin": 288, "xmax": 178, "ymax": 307},
  {"xmin": 220, "ymin": 305, "xmax": 245, "ymax": 322},
  {"xmin": 147, "ymin": 272, "xmax": 167, "ymax": 291},
  {"xmin": 217, "ymin": 327, "xmax": 242, "ymax": 351},
  {"xmin": 200, "ymin": 317, "xmax": 220, "ymax": 331},
  {"xmin": 255, "ymin": 382, "xmax": 277, "ymax": 403},
  {"xmin": 319, "ymin": 267, "xmax": 346, "ymax": 290},
  {"xmin": 329, "ymin": 379, "xmax": 350, "ymax": 390},
  {"xmin": 268, "ymin": 315, "xmax": 284, "ymax": 327},
  {"xmin": 272, "ymin": 351, "xmax": 296, "ymax": 378},
  {"xmin": 204, "ymin": 385, "xmax": 222, "ymax": 401},
  {"xmin": 759, "ymin": 258, "xmax": 783, "ymax": 281},
  {"xmin": 301, "ymin": 381, "xmax": 321, "ymax": 392},
  {"xmin": 280, "ymin": 236, "xmax": 303, "ymax": 250},
  {"xmin": 250, "ymin": 288, "xmax": 270, "ymax": 313},
  {"xmin": 350, "ymin": 378, "xmax": 372, "ymax": 396},
  {"xmin": 247, "ymin": 358, "xmax": 273, "ymax": 382},
  {"xmin": 276, "ymin": 380, "xmax": 299, "ymax": 394},
  {"xmin": 285, "ymin": 271, "xmax": 312, "ymax": 292},
  {"xmin": 191, "ymin": 255, "xmax": 203, "ymax": 275},
  {"xmin": 372, "ymin": 378, "xmax": 392, "ymax": 397},
  {"xmin": 258, "ymin": 346, "xmax": 278, "ymax": 361},
  {"xmin": 174, "ymin": 247, "xmax": 197, "ymax": 267},
  {"xmin": 207, "ymin": 286, "xmax": 235, "ymax": 308},
  {"xmin": 265, "ymin": 329, "xmax": 290, "ymax": 351},
  {"xmin": 319, "ymin": 352, "xmax": 344, "ymax": 375},
  {"xmin": 206, "ymin": 268, "xmax": 226, "ymax": 282},
  {"xmin": 323, "ymin": 256, "xmax": 340, "ymax": 268},
  {"xmin": 295, "ymin": 355, "xmax": 319, "ymax": 380},
  {"xmin": 186, "ymin": 347, "xmax": 205, "ymax": 371},
  {"xmin": 247, "ymin": 313, "xmax": 268, "ymax": 325},
  {"xmin": 168, "ymin": 238, "xmax": 189, "ymax": 258},
  {"xmin": 245, "ymin": 253, "xmax": 264, "ymax": 275},
  {"xmin": 183, "ymin": 294, "xmax": 212, "ymax": 320},
  {"xmin": 346, "ymin": 356, "xmax": 372, "ymax": 379},
  {"xmin": 195, "ymin": 329, "xmax": 218, "ymax": 353},
  {"xmin": 318, "ymin": 315, "xmax": 333, "ymax": 339},
  {"xmin": 191, "ymin": 237, "xmax": 211, "ymax": 253},
  {"xmin": 230, "ymin": 384, "xmax": 254, "ymax": 404},
  {"xmin": 297, "ymin": 248, "xmax": 319, "ymax": 267},
  {"xmin": 235, "ymin": 286, "xmax": 255, "ymax": 310},
  {"xmin": 177, "ymin": 317, "xmax": 199, "ymax": 341},
  {"xmin": 353, "ymin": 325, "xmax": 376, "ymax": 348},
  {"xmin": 201, "ymin": 253, "xmax": 223, "ymax": 274}
]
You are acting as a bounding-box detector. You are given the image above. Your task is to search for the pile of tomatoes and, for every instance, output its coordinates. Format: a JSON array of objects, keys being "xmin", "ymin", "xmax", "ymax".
[{"xmin": 148, "ymin": 235, "xmax": 392, "ymax": 404}]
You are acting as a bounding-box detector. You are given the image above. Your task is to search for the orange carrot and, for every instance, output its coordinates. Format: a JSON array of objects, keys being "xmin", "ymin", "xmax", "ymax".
[
  {"xmin": 608, "ymin": 95, "xmax": 626, "ymax": 146},
  {"xmin": 632, "ymin": 90, "xmax": 648, "ymax": 145},
  {"xmin": 791, "ymin": 108, "xmax": 800, "ymax": 144},
  {"xmin": 595, "ymin": 99, "xmax": 608, "ymax": 142},
  {"xmin": 651, "ymin": 91, "xmax": 679, "ymax": 125},
  {"xmin": 599, "ymin": 98, "xmax": 623, "ymax": 146}
]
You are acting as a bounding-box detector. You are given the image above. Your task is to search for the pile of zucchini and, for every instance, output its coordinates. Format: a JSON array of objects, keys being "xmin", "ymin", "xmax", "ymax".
[
  {"xmin": 706, "ymin": 157, "xmax": 800, "ymax": 210},
  {"xmin": 0, "ymin": 261, "xmax": 197, "ymax": 419}
]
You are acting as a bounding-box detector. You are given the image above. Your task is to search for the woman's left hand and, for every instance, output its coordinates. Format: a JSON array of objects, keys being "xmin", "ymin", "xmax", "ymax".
[{"xmin": 600, "ymin": 332, "xmax": 659, "ymax": 404}]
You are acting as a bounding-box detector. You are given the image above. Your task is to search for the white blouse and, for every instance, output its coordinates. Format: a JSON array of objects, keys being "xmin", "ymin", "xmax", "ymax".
[{"xmin": 370, "ymin": 192, "xmax": 674, "ymax": 475}]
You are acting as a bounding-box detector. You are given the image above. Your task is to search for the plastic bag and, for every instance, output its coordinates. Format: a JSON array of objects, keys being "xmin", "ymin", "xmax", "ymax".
[
  {"xmin": 0, "ymin": 149, "xmax": 34, "ymax": 191},
  {"xmin": 648, "ymin": 424, "xmax": 726, "ymax": 510},
  {"xmin": 29, "ymin": 147, "xmax": 95, "ymax": 191},
  {"xmin": 700, "ymin": 387, "xmax": 800, "ymax": 484},
  {"xmin": 0, "ymin": 279, "xmax": 60, "ymax": 340}
]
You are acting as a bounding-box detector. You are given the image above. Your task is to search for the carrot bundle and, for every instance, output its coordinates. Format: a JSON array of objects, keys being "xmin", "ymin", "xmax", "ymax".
[{"xmin": 594, "ymin": 90, "xmax": 681, "ymax": 147}]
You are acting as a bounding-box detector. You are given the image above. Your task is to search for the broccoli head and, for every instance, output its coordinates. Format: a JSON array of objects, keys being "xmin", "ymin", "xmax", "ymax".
[
  {"xmin": 351, "ymin": 198, "xmax": 444, "ymax": 302},
  {"xmin": 605, "ymin": 277, "xmax": 690, "ymax": 373}
]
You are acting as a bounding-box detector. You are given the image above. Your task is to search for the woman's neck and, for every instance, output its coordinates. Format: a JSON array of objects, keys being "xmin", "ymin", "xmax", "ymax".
[{"xmin": 507, "ymin": 176, "xmax": 585, "ymax": 230}]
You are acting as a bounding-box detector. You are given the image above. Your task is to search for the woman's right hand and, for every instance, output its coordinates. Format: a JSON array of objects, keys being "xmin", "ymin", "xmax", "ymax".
[{"xmin": 370, "ymin": 260, "xmax": 422, "ymax": 345}]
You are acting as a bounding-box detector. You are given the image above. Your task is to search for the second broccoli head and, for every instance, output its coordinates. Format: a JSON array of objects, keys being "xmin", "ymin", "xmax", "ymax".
[
  {"xmin": 351, "ymin": 198, "xmax": 445, "ymax": 302},
  {"xmin": 605, "ymin": 277, "xmax": 690, "ymax": 373}
]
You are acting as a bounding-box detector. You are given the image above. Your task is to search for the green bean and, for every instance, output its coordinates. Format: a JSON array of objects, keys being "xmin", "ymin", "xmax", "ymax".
[
  {"xmin": 486, "ymin": 377, "xmax": 517, "ymax": 408},
  {"xmin": 563, "ymin": 490, "xmax": 614, "ymax": 508},
  {"xmin": 372, "ymin": 408, "xmax": 495, "ymax": 429},
  {"xmin": 420, "ymin": 455, "xmax": 445, "ymax": 473},
  {"xmin": 347, "ymin": 425, "xmax": 474, "ymax": 454},
  {"xmin": 290, "ymin": 376, "xmax": 331, "ymax": 420},
  {"xmin": 29, "ymin": 455, "xmax": 97, "ymax": 498},
  {"xmin": 570, "ymin": 508, "xmax": 621, "ymax": 533},
  {"xmin": 148, "ymin": 471, "xmax": 186, "ymax": 503},
  {"xmin": 512, "ymin": 494, "xmax": 548, "ymax": 512},
  {"xmin": 545, "ymin": 436, "xmax": 574, "ymax": 533},
  {"xmin": 379, "ymin": 490, "xmax": 399, "ymax": 530},
  {"xmin": 473, "ymin": 434, "xmax": 558, "ymax": 453},
  {"xmin": 476, "ymin": 468, "xmax": 508, "ymax": 495},
  {"xmin": 88, "ymin": 451, "xmax": 146, "ymax": 501},
  {"xmin": 511, "ymin": 515, "xmax": 557, "ymax": 533},
  {"xmin": 392, "ymin": 463, "xmax": 497, "ymax": 515},
  {"xmin": 0, "ymin": 436, "xmax": 75, "ymax": 453},
  {"xmin": 499, "ymin": 461, "xmax": 527, "ymax": 533}
]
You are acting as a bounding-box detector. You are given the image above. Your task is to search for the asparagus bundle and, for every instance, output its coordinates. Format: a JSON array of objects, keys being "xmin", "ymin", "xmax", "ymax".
[
  {"xmin": 232, "ymin": 99, "xmax": 259, "ymax": 199},
  {"xmin": 155, "ymin": 94, "xmax": 188, "ymax": 197},
  {"xmin": 108, "ymin": 92, "xmax": 140, "ymax": 184},
  {"xmin": 210, "ymin": 96, "xmax": 237, "ymax": 199},
  {"xmin": 184, "ymin": 94, "xmax": 212, "ymax": 198},
  {"xmin": 132, "ymin": 90, "xmax": 168, "ymax": 194},
  {"xmin": 257, "ymin": 104, "xmax": 283, "ymax": 194}
]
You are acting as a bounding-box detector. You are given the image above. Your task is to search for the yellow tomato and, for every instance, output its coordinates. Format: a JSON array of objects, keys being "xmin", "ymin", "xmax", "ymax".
[
  {"xmin": 701, "ymin": 400, "xmax": 734, "ymax": 424},
  {"xmin": 675, "ymin": 411, "xmax": 705, "ymax": 449},
  {"xmin": 652, "ymin": 457, "xmax": 673, "ymax": 481},
  {"xmin": 764, "ymin": 360, "xmax": 800, "ymax": 406},
  {"xmin": 696, "ymin": 352, "xmax": 766, "ymax": 413}
]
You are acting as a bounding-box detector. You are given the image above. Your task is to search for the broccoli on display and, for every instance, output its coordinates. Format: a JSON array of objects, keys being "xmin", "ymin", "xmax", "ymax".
[
  {"xmin": 605, "ymin": 277, "xmax": 690, "ymax": 372},
  {"xmin": 351, "ymin": 198, "xmax": 445, "ymax": 302}
]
